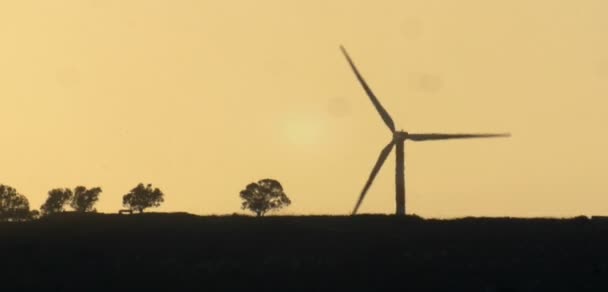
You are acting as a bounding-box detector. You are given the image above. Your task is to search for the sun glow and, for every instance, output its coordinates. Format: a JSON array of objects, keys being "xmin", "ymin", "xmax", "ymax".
[{"xmin": 281, "ymin": 115, "xmax": 325, "ymax": 146}]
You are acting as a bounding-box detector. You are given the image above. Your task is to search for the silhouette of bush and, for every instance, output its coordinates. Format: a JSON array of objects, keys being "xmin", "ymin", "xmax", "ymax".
[
  {"xmin": 123, "ymin": 183, "xmax": 164, "ymax": 213},
  {"xmin": 40, "ymin": 188, "xmax": 73, "ymax": 216},
  {"xmin": 239, "ymin": 178, "xmax": 291, "ymax": 216},
  {"xmin": 70, "ymin": 186, "xmax": 102, "ymax": 212},
  {"xmin": 0, "ymin": 184, "xmax": 32, "ymax": 221}
]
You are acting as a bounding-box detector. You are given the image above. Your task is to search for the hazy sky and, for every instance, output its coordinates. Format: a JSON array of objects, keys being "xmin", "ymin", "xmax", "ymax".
[{"xmin": 1, "ymin": 1, "xmax": 607, "ymax": 217}]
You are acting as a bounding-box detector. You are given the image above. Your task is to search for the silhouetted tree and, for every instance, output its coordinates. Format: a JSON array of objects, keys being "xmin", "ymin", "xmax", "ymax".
[
  {"xmin": 40, "ymin": 188, "xmax": 73, "ymax": 216},
  {"xmin": 239, "ymin": 179, "xmax": 291, "ymax": 216},
  {"xmin": 123, "ymin": 183, "xmax": 164, "ymax": 213},
  {"xmin": 70, "ymin": 186, "xmax": 102, "ymax": 212},
  {"xmin": 0, "ymin": 184, "xmax": 32, "ymax": 221},
  {"xmin": 28, "ymin": 210, "xmax": 40, "ymax": 220}
]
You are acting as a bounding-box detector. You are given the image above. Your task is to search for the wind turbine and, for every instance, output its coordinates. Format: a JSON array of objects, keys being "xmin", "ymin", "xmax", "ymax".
[{"xmin": 340, "ymin": 46, "xmax": 510, "ymax": 216}]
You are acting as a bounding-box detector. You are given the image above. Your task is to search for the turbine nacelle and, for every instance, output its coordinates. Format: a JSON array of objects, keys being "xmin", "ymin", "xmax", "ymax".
[{"xmin": 393, "ymin": 131, "xmax": 408, "ymax": 142}]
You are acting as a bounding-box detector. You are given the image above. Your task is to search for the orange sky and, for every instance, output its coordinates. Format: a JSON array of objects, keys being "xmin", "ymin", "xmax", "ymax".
[{"xmin": 1, "ymin": 1, "xmax": 607, "ymax": 217}]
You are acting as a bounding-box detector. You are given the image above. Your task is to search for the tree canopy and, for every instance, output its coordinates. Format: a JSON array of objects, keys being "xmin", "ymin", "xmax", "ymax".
[
  {"xmin": 123, "ymin": 183, "xmax": 164, "ymax": 213},
  {"xmin": 0, "ymin": 184, "xmax": 32, "ymax": 222},
  {"xmin": 70, "ymin": 186, "xmax": 102, "ymax": 212},
  {"xmin": 239, "ymin": 179, "xmax": 291, "ymax": 216},
  {"xmin": 40, "ymin": 188, "xmax": 73, "ymax": 216}
]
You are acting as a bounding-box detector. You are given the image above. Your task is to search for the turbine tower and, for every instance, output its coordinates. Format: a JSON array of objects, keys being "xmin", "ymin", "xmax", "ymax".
[{"xmin": 340, "ymin": 46, "xmax": 510, "ymax": 216}]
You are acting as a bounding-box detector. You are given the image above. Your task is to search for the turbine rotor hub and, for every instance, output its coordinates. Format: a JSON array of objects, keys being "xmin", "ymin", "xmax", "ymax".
[{"xmin": 393, "ymin": 131, "xmax": 408, "ymax": 141}]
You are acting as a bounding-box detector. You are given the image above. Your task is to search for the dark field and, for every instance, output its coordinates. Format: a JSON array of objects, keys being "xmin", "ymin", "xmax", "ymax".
[{"xmin": 2, "ymin": 214, "xmax": 608, "ymax": 291}]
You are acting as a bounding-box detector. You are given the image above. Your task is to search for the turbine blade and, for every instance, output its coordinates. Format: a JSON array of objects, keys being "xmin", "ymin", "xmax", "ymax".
[
  {"xmin": 352, "ymin": 141, "xmax": 395, "ymax": 215},
  {"xmin": 340, "ymin": 46, "xmax": 396, "ymax": 133},
  {"xmin": 407, "ymin": 133, "xmax": 511, "ymax": 141}
]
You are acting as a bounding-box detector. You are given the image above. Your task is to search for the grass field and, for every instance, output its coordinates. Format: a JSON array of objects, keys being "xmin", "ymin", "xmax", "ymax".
[{"xmin": 1, "ymin": 213, "xmax": 607, "ymax": 291}]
